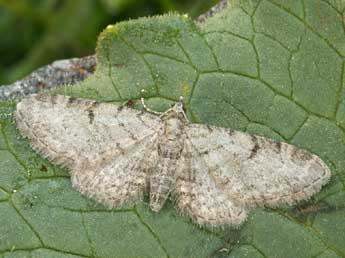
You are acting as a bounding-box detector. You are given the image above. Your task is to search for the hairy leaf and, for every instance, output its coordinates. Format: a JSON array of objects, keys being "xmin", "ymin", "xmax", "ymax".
[{"xmin": 1, "ymin": 1, "xmax": 344, "ymax": 257}]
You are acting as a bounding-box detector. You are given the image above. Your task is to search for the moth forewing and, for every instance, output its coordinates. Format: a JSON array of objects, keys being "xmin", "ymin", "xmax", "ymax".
[{"xmin": 15, "ymin": 94, "xmax": 331, "ymax": 227}]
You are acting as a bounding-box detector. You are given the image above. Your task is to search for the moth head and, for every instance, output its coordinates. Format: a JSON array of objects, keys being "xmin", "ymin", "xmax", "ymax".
[
  {"xmin": 166, "ymin": 96, "xmax": 188, "ymax": 120},
  {"xmin": 140, "ymin": 90, "xmax": 188, "ymax": 121},
  {"xmin": 171, "ymin": 96, "xmax": 185, "ymax": 114}
]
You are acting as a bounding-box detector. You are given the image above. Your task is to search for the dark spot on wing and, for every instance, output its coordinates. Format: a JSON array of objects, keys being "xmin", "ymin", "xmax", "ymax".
[
  {"xmin": 37, "ymin": 81, "xmax": 47, "ymax": 90},
  {"xmin": 275, "ymin": 141, "xmax": 282, "ymax": 152},
  {"xmin": 125, "ymin": 100, "xmax": 134, "ymax": 108},
  {"xmin": 249, "ymin": 135, "xmax": 259, "ymax": 159},
  {"xmin": 116, "ymin": 142, "xmax": 125, "ymax": 154},
  {"xmin": 88, "ymin": 109, "xmax": 95, "ymax": 124},
  {"xmin": 90, "ymin": 101, "xmax": 100, "ymax": 108},
  {"xmin": 249, "ymin": 143, "xmax": 260, "ymax": 159},
  {"xmin": 200, "ymin": 150, "xmax": 209, "ymax": 155},
  {"xmin": 292, "ymin": 148, "xmax": 313, "ymax": 161},
  {"xmin": 227, "ymin": 129, "xmax": 235, "ymax": 136},
  {"xmin": 206, "ymin": 125, "xmax": 213, "ymax": 133},
  {"xmin": 268, "ymin": 140, "xmax": 282, "ymax": 153}
]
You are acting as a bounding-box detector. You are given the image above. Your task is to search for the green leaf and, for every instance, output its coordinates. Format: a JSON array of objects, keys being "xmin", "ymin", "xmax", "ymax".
[{"xmin": 1, "ymin": 0, "xmax": 345, "ymax": 257}]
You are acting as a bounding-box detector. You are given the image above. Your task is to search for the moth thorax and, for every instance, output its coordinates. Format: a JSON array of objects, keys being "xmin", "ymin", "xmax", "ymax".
[{"xmin": 163, "ymin": 117, "xmax": 184, "ymax": 139}]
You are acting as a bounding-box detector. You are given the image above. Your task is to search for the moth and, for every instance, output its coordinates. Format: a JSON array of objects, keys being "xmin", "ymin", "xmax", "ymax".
[{"xmin": 14, "ymin": 94, "xmax": 331, "ymax": 226}]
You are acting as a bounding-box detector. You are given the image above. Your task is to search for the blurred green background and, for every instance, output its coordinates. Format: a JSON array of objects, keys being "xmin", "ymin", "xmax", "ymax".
[{"xmin": 0, "ymin": 0, "xmax": 218, "ymax": 85}]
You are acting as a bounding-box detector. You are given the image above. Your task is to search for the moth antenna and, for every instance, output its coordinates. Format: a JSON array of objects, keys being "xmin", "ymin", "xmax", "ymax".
[{"xmin": 140, "ymin": 89, "xmax": 163, "ymax": 116}]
